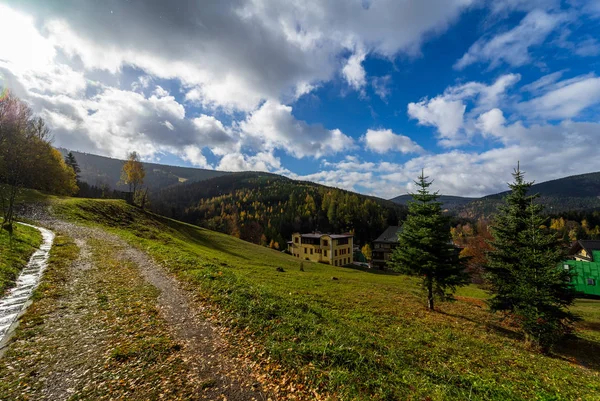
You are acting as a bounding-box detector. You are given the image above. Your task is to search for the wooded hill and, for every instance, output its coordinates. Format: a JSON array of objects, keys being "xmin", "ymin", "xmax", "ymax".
[
  {"xmin": 391, "ymin": 194, "xmax": 475, "ymax": 211},
  {"xmin": 152, "ymin": 172, "xmax": 406, "ymax": 248},
  {"xmin": 392, "ymin": 172, "xmax": 600, "ymax": 218},
  {"xmin": 58, "ymin": 149, "xmax": 229, "ymax": 191}
]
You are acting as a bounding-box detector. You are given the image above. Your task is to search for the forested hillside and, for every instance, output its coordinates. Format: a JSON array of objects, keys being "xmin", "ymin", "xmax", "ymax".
[
  {"xmin": 391, "ymin": 194, "xmax": 475, "ymax": 211},
  {"xmin": 152, "ymin": 172, "xmax": 405, "ymax": 247},
  {"xmin": 58, "ymin": 149, "xmax": 229, "ymax": 191}
]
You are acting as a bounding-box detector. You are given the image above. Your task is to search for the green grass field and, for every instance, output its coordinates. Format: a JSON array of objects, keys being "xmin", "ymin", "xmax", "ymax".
[
  {"xmin": 51, "ymin": 197, "xmax": 600, "ymax": 400},
  {"xmin": 0, "ymin": 219, "xmax": 42, "ymax": 296}
]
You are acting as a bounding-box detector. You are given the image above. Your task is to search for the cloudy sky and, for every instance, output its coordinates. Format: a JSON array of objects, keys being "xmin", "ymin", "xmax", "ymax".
[{"xmin": 1, "ymin": 0, "xmax": 600, "ymax": 198}]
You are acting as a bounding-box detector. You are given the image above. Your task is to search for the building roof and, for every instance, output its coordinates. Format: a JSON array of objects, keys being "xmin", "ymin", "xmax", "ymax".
[
  {"xmin": 373, "ymin": 226, "xmax": 402, "ymax": 243},
  {"xmin": 569, "ymin": 240, "xmax": 600, "ymax": 261},
  {"xmin": 297, "ymin": 233, "xmax": 353, "ymax": 239}
]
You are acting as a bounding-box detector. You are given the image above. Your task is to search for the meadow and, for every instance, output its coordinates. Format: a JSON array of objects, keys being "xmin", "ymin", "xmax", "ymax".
[{"xmin": 52, "ymin": 197, "xmax": 600, "ymax": 400}]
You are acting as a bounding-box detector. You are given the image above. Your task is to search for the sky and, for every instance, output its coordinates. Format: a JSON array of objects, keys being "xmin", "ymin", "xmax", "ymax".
[{"xmin": 1, "ymin": 0, "xmax": 600, "ymax": 199}]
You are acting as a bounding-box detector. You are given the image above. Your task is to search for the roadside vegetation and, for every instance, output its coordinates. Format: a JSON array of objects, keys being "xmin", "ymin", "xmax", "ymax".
[
  {"xmin": 0, "ymin": 220, "xmax": 42, "ymax": 295},
  {"xmin": 52, "ymin": 197, "xmax": 600, "ymax": 400}
]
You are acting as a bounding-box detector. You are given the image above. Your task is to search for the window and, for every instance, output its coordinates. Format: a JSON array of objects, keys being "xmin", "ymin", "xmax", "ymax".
[
  {"xmin": 334, "ymin": 250, "xmax": 337, "ymax": 257},
  {"xmin": 294, "ymin": 237, "xmax": 299, "ymax": 243},
  {"xmin": 304, "ymin": 248, "xmax": 307, "ymax": 254},
  {"xmin": 310, "ymin": 249, "xmax": 313, "ymax": 255},
  {"xmin": 323, "ymin": 240, "xmax": 329, "ymax": 247},
  {"xmin": 324, "ymin": 250, "xmax": 327, "ymax": 257},
  {"xmin": 587, "ymin": 278, "xmax": 596, "ymax": 286}
]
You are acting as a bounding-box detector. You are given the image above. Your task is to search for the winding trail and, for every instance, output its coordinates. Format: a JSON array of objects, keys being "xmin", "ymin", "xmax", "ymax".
[
  {"xmin": 0, "ymin": 223, "xmax": 54, "ymax": 347},
  {"xmin": 0, "ymin": 217, "xmax": 270, "ymax": 400}
]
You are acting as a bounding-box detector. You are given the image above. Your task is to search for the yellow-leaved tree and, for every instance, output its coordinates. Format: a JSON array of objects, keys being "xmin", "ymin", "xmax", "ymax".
[{"xmin": 120, "ymin": 151, "xmax": 146, "ymax": 206}]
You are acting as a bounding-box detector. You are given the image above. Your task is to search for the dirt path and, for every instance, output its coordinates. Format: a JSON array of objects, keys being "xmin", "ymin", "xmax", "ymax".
[{"xmin": 0, "ymin": 219, "xmax": 270, "ymax": 400}]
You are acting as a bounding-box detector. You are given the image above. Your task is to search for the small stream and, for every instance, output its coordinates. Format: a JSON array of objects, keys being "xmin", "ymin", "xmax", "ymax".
[{"xmin": 0, "ymin": 223, "xmax": 54, "ymax": 346}]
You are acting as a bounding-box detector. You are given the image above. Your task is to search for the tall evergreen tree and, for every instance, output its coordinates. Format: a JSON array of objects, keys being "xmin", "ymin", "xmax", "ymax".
[
  {"xmin": 390, "ymin": 171, "xmax": 468, "ymax": 310},
  {"xmin": 64, "ymin": 152, "xmax": 81, "ymax": 180},
  {"xmin": 487, "ymin": 165, "xmax": 578, "ymax": 351}
]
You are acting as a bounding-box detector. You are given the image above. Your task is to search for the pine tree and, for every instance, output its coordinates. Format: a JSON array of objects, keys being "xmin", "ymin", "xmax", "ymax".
[
  {"xmin": 390, "ymin": 171, "xmax": 468, "ymax": 310},
  {"xmin": 64, "ymin": 152, "xmax": 81, "ymax": 180},
  {"xmin": 486, "ymin": 165, "xmax": 578, "ymax": 351}
]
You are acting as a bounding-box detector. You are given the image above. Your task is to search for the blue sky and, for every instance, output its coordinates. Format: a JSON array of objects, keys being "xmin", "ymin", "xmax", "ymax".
[{"xmin": 1, "ymin": 0, "xmax": 600, "ymax": 198}]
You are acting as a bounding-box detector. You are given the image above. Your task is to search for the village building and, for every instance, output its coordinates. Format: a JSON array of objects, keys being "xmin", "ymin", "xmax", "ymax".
[
  {"xmin": 290, "ymin": 232, "xmax": 353, "ymax": 266},
  {"xmin": 564, "ymin": 240, "xmax": 600, "ymax": 296},
  {"xmin": 372, "ymin": 226, "xmax": 402, "ymax": 269}
]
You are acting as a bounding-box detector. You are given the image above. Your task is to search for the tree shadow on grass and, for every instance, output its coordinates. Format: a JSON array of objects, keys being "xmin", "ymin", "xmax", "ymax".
[
  {"xmin": 553, "ymin": 335, "xmax": 600, "ymax": 372},
  {"xmin": 437, "ymin": 309, "xmax": 524, "ymax": 342},
  {"xmin": 341, "ymin": 265, "xmax": 401, "ymax": 276}
]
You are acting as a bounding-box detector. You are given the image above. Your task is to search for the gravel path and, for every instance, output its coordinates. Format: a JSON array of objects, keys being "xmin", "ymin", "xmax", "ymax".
[{"xmin": 2, "ymin": 215, "xmax": 270, "ymax": 400}]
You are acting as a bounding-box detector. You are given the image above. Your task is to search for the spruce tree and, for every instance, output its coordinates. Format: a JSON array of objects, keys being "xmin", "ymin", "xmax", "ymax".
[
  {"xmin": 487, "ymin": 165, "xmax": 578, "ymax": 351},
  {"xmin": 390, "ymin": 171, "xmax": 468, "ymax": 310},
  {"xmin": 64, "ymin": 152, "xmax": 81, "ymax": 180}
]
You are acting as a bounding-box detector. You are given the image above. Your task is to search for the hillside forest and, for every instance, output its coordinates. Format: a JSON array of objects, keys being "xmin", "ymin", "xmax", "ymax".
[{"xmin": 152, "ymin": 173, "xmax": 406, "ymax": 248}]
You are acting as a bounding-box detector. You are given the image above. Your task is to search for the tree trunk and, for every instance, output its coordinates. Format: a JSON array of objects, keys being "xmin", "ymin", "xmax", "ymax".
[{"xmin": 427, "ymin": 279, "xmax": 434, "ymax": 310}]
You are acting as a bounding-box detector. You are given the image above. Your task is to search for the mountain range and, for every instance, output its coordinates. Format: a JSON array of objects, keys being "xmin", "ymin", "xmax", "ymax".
[
  {"xmin": 63, "ymin": 149, "xmax": 600, "ymax": 220},
  {"xmin": 58, "ymin": 149, "xmax": 229, "ymax": 191},
  {"xmin": 391, "ymin": 172, "xmax": 600, "ymax": 218}
]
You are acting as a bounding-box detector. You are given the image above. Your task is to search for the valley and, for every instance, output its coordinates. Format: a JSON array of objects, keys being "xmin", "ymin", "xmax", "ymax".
[{"xmin": 0, "ymin": 195, "xmax": 598, "ymax": 400}]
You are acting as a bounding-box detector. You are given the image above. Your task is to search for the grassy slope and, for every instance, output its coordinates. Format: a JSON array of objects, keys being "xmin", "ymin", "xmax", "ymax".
[
  {"xmin": 0, "ymin": 220, "xmax": 42, "ymax": 296},
  {"xmin": 51, "ymin": 198, "xmax": 600, "ymax": 400}
]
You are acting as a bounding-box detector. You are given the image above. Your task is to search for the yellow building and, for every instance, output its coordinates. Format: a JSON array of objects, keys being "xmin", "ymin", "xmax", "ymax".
[{"xmin": 290, "ymin": 232, "xmax": 354, "ymax": 266}]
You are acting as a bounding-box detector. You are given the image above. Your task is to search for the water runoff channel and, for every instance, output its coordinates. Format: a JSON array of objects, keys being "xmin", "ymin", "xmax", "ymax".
[{"xmin": 0, "ymin": 223, "xmax": 54, "ymax": 350}]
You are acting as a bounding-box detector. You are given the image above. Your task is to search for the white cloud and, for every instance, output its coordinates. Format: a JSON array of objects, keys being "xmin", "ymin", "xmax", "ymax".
[
  {"xmin": 371, "ymin": 75, "xmax": 392, "ymax": 101},
  {"xmin": 520, "ymin": 70, "xmax": 566, "ymax": 94},
  {"xmin": 342, "ymin": 48, "xmax": 367, "ymax": 91},
  {"xmin": 4, "ymin": 0, "xmax": 475, "ymax": 113},
  {"xmin": 407, "ymin": 74, "xmax": 520, "ymax": 146},
  {"xmin": 454, "ymin": 10, "xmax": 565, "ymax": 70},
  {"xmin": 362, "ymin": 129, "xmax": 423, "ymax": 154},
  {"xmin": 179, "ymin": 145, "xmax": 210, "ymax": 168},
  {"xmin": 154, "ymin": 85, "xmax": 169, "ymax": 97},
  {"xmin": 408, "ymin": 97, "xmax": 466, "ymax": 144},
  {"xmin": 216, "ymin": 151, "xmax": 284, "ymax": 173},
  {"xmin": 307, "ymin": 117, "xmax": 600, "ymax": 199},
  {"xmin": 520, "ymin": 75, "xmax": 600, "ymax": 119},
  {"xmin": 476, "ymin": 108, "xmax": 506, "ymax": 138},
  {"xmin": 239, "ymin": 101, "xmax": 354, "ymax": 158}
]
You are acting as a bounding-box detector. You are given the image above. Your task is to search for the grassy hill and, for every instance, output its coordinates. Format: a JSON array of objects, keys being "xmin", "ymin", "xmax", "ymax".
[
  {"xmin": 152, "ymin": 172, "xmax": 405, "ymax": 246},
  {"xmin": 45, "ymin": 197, "xmax": 600, "ymax": 400},
  {"xmin": 58, "ymin": 149, "xmax": 229, "ymax": 191}
]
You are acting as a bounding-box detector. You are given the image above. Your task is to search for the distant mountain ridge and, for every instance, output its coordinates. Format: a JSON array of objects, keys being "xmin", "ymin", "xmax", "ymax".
[
  {"xmin": 59, "ymin": 149, "xmax": 230, "ymax": 191},
  {"xmin": 391, "ymin": 172, "xmax": 600, "ymax": 218},
  {"xmin": 390, "ymin": 195, "xmax": 475, "ymax": 211}
]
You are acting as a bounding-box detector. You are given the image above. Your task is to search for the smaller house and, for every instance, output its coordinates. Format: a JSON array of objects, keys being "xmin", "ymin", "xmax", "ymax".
[
  {"xmin": 564, "ymin": 240, "xmax": 600, "ymax": 296},
  {"xmin": 372, "ymin": 226, "xmax": 402, "ymax": 269},
  {"xmin": 290, "ymin": 232, "xmax": 354, "ymax": 266}
]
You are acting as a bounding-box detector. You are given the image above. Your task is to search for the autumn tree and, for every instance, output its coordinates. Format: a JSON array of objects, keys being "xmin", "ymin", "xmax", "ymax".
[
  {"xmin": 361, "ymin": 243, "xmax": 372, "ymax": 261},
  {"xmin": 486, "ymin": 165, "xmax": 578, "ymax": 351},
  {"xmin": 120, "ymin": 151, "xmax": 146, "ymax": 205},
  {"xmin": 390, "ymin": 171, "xmax": 469, "ymax": 310},
  {"xmin": 0, "ymin": 92, "xmax": 77, "ymax": 228}
]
